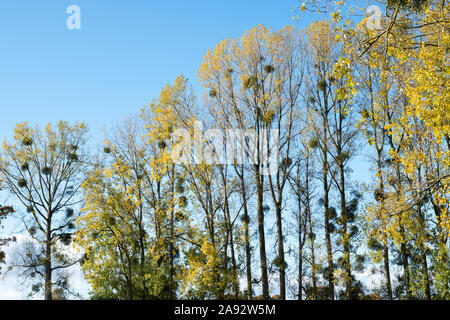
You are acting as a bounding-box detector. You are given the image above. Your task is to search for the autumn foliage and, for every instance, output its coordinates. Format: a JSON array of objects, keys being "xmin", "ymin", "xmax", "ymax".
[{"xmin": 0, "ymin": 0, "xmax": 448, "ymax": 300}]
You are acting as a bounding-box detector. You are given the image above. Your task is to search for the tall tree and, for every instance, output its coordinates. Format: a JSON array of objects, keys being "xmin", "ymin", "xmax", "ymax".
[
  {"xmin": 199, "ymin": 24, "xmax": 305, "ymax": 299},
  {"xmin": 0, "ymin": 121, "xmax": 89, "ymax": 299},
  {"xmin": 77, "ymin": 117, "xmax": 153, "ymax": 299},
  {"xmin": 305, "ymin": 20, "xmax": 340, "ymax": 299}
]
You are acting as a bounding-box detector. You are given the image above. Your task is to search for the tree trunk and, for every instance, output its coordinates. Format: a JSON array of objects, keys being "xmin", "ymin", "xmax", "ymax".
[
  {"xmin": 322, "ymin": 145, "xmax": 334, "ymax": 300},
  {"xmin": 226, "ymin": 201, "xmax": 239, "ymax": 299},
  {"xmin": 417, "ymin": 197, "xmax": 431, "ymax": 300},
  {"xmin": 339, "ymin": 164, "xmax": 352, "ymax": 300},
  {"xmin": 309, "ymin": 216, "xmax": 317, "ymax": 300},
  {"xmin": 420, "ymin": 241, "xmax": 431, "ymax": 300},
  {"xmin": 138, "ymin": 224, "xmax": 148, "ymax": 299},
  {"xmin": 400, "ymin": 240, "xmax": 412, "ymax": 299},
  {"xmin": 382, "ymin": 234, "xmax": 393, "ymax": 300},
  {"xmin": 136, "ymin": 176, "xmax": 148, "ymax": 299},
  {"xmin": 376, "ymin": 153, "xmax": 393, "ymax": 300},
  {"xmin": 255, "ymin": 164, "xmax": 269, "ymax": 299},
  {"xmin": 430, "ymin": 195, "xmax": 449, "ymax": 297},
  {"xmin": 394, "ymin": 162, "xmax": 412, "ymax": 299},
  {"xmin": 297, "ymin": 197, "xmax": 303, "ymax": 300},
  {"xmin": 240, "ymin": 172, "xmax": 253, "ymax": 300},
  {"xmin": 45, "ymin": 222, "xmax": 52, "ymax": 300},
  {"xmin": 305, "ymin": 159, "xmax": 317, "ymax": 299},
  {"xmin": 169, "ymin": 166, "xmax": 175, "ymax": 299},
  {"xmin": 275, "ymin": 202, "xmax": 286, "ymax": 300},
  {"xmin": 220, "ymin": 164, "xmax": 239, "ymax": 298}
]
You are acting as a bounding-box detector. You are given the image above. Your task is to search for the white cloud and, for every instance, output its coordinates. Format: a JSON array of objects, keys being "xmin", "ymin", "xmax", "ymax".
[{"xmin": 0, "ymin": 233, "xmax": 90, "ymax": 300}]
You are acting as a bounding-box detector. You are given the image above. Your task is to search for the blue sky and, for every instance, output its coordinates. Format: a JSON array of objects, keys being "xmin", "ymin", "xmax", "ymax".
[
  {"xmin": 0, "ymin": 0, "xmax": 376, "ymax": 299},
  {"xmin": 0, "ymin": 0, "xmax": 307, "ymax": 299},
  {"xmin": 0, "ymin": 0, "xmax": 311, "ymax": 139}
]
